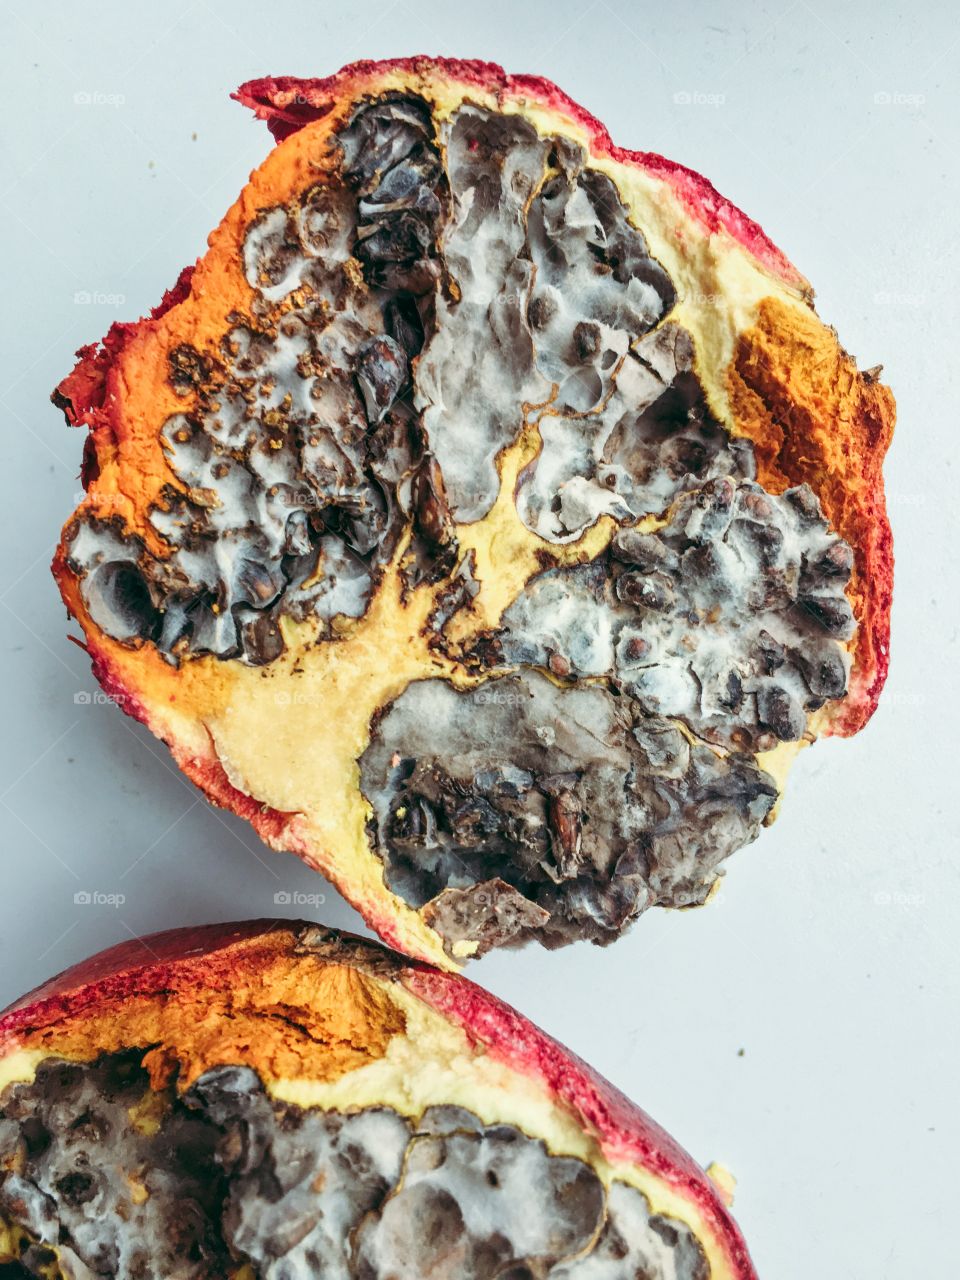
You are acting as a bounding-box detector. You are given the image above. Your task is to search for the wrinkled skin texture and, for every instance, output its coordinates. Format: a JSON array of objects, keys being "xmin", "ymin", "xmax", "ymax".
[
  {"xmin": 53, "ymin": 60, "xmax": 892, "ymax": 965},
  {"xmin": 0, "ymin": 1054, "xmax": 707, "ymax": 1280}
]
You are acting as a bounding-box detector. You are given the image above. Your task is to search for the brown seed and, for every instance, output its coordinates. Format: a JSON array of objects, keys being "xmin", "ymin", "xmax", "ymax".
[
  {"xmin": 622, "ymin": 634, "xmax": 650, "ymax": 663},
  {"xmin": 527, "ymin": 294, "xmax": 556, "ymax": 329},
  {"xmin": 740, "ymin": 490, "xmax": 773, "ymax": 520},
  {"xmin": 549, "ymin": 789, "xmax": 582, "ymax": 878},
  {"xmin": 616, "ymin": 570, "xmax": 674, "ymax": 612},
  {"xmin": 757, "ymin": 685, "xmax": 806, "ymax": 741},
  {"xmin": 610, "ymin": 528, "xmax": 677, "ymax": 572},
  {"xmin": 573, "ymin": 320, "xmax": 602, "ymax": 362},
  {"xmin": 799, "ymin": 594, "xmax": 855, "ymax": 637},
  {"xmin": 548, "ymin": 652, "xmax": 571, "ymax": 677},
  {"xmin": 807, "ymin": 541, "xmax": 855, "ymax": 579},
  {"xmin": 412, "ymin": 457, "xmax": 455, "ymax": 551},
  {"xmin": 784, "ymin": 484, "xmax": 822, "ymax": 523}
]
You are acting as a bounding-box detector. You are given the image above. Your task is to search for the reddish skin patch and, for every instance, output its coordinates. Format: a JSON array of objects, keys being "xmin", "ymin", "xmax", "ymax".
[
  {"xmin": 174, "ymin": 751, "xmax": 299, "ymax": 845},
  {"xmin": 86, "ymin": 640, "xmax": 151, "ymax": 728},
  {"xmin": 51, "ymin": 265, "xmax": 197, "ymax": 474},
  {"xmin": 831, "ymin": 498, "xmax": 892, "ymax": 736},
  {"xmin": 0, "ymin": 921, "xmax": 276, "ymax": 1042},
  {"xmin": 233, "ymin": 57, "xmax": 806, "ymax": 291},
  {"xmin": 0, "ymin": 921, "xmax": 756, "ymax": 1280}
]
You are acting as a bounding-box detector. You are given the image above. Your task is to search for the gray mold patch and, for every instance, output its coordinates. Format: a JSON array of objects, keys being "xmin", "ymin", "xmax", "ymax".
[
  {"xmin": 517, "ymin": 323, "xmax": 756, "ymax": 542},
  {"xmin": 0, "ymin": 1054, "xmax": 707, "ymax": 1280},
  {"xmin": 353, "ymin": 1113, "xmax": 606, "ymax": 1278},
  {"xmin": 0, "ymin": 1052, "xmax": 228, "ymax": 1280},
  {"xmin": 553, "ymin": 1181, "xmax": 709, "ymax": 1280},
  {"xmin": 415, "ymin": 116, "xmax": 676, "ymax": 525},
  {"xmin": 499, "ymin": 478, "xmax": 854, "ymax": 751},
  {"xmin": 64, "ymin": 96, "xmax": 690, "ymax": 665},
  {"xmin": 190, "ymin": 1065, "xmax": 410, "ymax": 1280},
  {"xmin": 413, "ymin": 107, "xmax": 551, "ymax": 523},
  {"xmin": 359, "ymin": 474, "xmax": 853, "ymax": 954},
  {"xmin": 67, "ymin": 94, "xmax": 451, "ymax": 666},
  {"xmin": 360, "ymin": 671, "xmax": 777, "ymax": 952}
]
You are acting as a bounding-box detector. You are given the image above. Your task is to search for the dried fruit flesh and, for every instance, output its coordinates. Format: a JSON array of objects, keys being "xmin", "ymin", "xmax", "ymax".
[
  {"xmin": 0, "ymin": 921, "xmax": 755, "ymax": 1279},
  {"xmin": 51, "ymin": 58, "xmax": 894, "ymax": 965}
]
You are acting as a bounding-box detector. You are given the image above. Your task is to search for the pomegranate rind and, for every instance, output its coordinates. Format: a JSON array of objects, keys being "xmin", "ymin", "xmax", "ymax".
[{"xmin": 0, "ymin": 920, "xmax": 756, "ymax": 1280}]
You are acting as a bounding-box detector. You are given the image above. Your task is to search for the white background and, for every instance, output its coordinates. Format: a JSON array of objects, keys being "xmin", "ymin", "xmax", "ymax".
[{"xmin": 1, "ymin": 3, "xmax": 956, "ymax": 1276}]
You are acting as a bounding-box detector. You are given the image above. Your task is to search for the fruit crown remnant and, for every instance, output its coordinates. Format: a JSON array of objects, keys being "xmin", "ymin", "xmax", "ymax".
[
  {"xmin": 0, "ymin": 921, "xmax": 757, "ymax": 1280},
  {"xmin": 51, "ymin": 57, "xmax": 895, "ymax": 968}
]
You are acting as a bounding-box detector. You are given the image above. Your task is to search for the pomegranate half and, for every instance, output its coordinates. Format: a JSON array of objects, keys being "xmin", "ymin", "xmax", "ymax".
[
  {"xmin": 1, "ymin": 920, "xmax": 754, "ymax": 1278},
  {"xmin": 51, "ymin": 58, "xmax": 895, "ymax": 966}
]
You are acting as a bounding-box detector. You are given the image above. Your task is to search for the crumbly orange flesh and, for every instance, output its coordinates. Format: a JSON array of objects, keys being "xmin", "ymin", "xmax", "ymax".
[
  {"xmin": 54, "ymin": 69, "xmax": 894, "ymax": 968},
  {"xmin": 6, "ymin": 948, "xmax": 403, "ymax": 1093},
  {"xmin": 728, "ymin": 296, "xmax": 894, "ymax": 730}
]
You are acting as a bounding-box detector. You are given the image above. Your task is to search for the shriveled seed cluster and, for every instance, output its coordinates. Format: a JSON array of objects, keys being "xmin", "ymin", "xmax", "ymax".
[
  {"xmin": 0, "ymin": 1053, "xmax": 707, "ymax": 1279},
  {"xmin": 68, "ymin": 96, "xmax": 452, "ymax": 664},
  {"xmin": 361, "ymin": 673, "xmax": 779, "ymax": 950}
]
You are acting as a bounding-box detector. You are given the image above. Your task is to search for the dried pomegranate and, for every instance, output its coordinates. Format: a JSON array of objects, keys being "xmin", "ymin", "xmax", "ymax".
[
  {"xmin": 52, "ymin": 58, "xmax": 894, "ymax": 965},
  {"xmin": 0, "ymin": 920, "xmax": 754, "ymax": 1279}
]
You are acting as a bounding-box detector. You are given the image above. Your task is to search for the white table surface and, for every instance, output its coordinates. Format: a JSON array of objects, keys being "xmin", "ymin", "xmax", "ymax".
[{"xmin": 1, "ymin": 3, "xmax": 956, "ymax": 1276}]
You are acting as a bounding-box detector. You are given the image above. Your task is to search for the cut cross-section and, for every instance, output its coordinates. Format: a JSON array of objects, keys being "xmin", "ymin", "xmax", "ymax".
[{"xmin": 51, "ymin": 58, "xmax": 895, "ymax": 966}]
